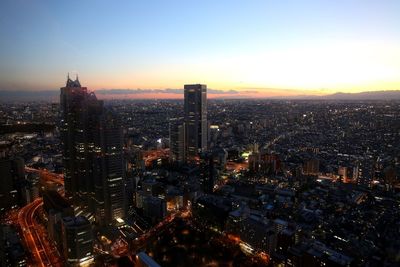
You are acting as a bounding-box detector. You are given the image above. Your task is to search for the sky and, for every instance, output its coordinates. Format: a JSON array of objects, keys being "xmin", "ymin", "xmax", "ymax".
[{"xmin": 0, "ymin": 0, "xmax": 399, "ymax": 98}]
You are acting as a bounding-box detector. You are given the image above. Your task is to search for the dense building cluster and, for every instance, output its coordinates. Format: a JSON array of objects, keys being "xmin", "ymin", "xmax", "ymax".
[{"xmin": 0, "ymin": 80, "xmax": 399, "ymax": 266}]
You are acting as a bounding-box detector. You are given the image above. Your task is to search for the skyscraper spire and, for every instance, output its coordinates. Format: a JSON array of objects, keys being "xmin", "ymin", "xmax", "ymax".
[
  {"xmin": 74, "ymin": 73, "xmax": 81, "ymax": 87},
  {"xmin": 66, "ymin": 73, "xmax": 81, "ymax": 87},
  {"xmin": 60, "ymin": 77, "xmax": 125, "ymax": 224},
  {"xmin": 66, "ymin": 73, "xmax": 71, "ymax": 86}
]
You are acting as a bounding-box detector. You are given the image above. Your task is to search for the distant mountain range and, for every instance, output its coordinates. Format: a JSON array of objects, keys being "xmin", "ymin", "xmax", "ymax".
[
  {"xmin": 276, "ymin": 90, "xmax": 400, "ymax": 100},
  {"xmin": 0, "ymin": 89, "xmax": 399, "ymax": 101}
]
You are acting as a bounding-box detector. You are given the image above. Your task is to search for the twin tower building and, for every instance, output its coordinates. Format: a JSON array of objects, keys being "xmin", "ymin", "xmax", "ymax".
[
  {"xmin": 60, "ymin": 76, "xmax": 207, "ymax": 225},
  {"xmin": 60, "ymin": 75, "xmax": 125, "ymax": 225}
]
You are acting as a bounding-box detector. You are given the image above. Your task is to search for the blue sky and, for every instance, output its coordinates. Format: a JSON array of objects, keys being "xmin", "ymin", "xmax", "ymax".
[{"xmin": 0, "ymin": 0, "xmax": 399, "ymax": 96}]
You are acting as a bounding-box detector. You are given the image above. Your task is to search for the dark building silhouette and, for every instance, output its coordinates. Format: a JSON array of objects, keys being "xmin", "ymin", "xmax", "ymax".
[
  {"xmin": 0, "ymin": 157, "xmax": 25, "ymax": 213},
  {"xmin": 61, "ymin": 216, "xmax": 93, "ymax": 266},
  {"xmin": 43, "ymin": 190, "xmax": 73, "ymax": 216},
  {"xmin": 184, "ymin": 84, "xmax": 207, "ymax": 161},
  {"xmin": 43, "ymin": 190, "xmax": 73, "ymax": 252},
  {"xmin": 60, "ymin": 75, "xmax": 125, "ymax": 224},
  {"xmin": 199, "ymin": 152, "xmax": 215, "ymax": 194},
  {"xmin": 60, "ymin": 75, "xmax": 102, "ymax": 217},
  {"xmin": 0, "ymin": 225, "xmax": 26, "ymax": 266},
  {"xmin": 95, "ymin": 111, "xmax": 125, "ymax": 224},
  {"xmin": 303, "ymin": 158, "xmax": 320, "ymax": 176},
  {"xmin": 169, "ymin": 117, "xmax": 186, "ymax": 163}
]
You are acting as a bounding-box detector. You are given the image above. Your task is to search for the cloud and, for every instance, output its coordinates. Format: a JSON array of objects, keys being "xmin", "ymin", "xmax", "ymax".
[
  {"xmin": 94, "ymin": 88, "xmax": 258, "ymax": 95},
  {"xmin": 95, "ymin": 89, "xmax": 160, "ymax": 94},
  {"xmin": 0, "ymin": 88, "xmax": 260, "ymax": 102}
]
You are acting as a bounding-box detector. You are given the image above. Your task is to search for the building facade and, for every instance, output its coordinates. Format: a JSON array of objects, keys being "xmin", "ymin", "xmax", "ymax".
[
  {"xmin": 61, "ymin": 216, "xmax": 94, "ymax": 266},
  {"xmin": 184, "ymin": 84, "xmax": 207, "ymax": 161},
  {"xmin": 60, "ymin": 76, "xmax": 125, "ymax": 224},
  {"xmin": 0, "ymin": 157, "xmax": 25, "ymax": 213},
  {"xmin": 169, "ymin": 117, "xmax": 186, "ymax": 163}
]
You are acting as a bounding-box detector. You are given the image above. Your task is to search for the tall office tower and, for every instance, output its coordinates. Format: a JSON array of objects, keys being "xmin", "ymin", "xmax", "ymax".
[
  {"xmin": 60, "ymin": 75, "xmax": 125, "ymax": 224},
  {"xmin": 184, "ymin": 84, "xmax": 207, "ymax": 161},
  {"xmin": 169, "ymin": 117, "xmax": 186, "ymax": 163},
  {"xmin": 60, "ymin": 75, "xmax": 103, "ymax": 218},
  {"xmin": 94, "ymin": 112, "xmax": 125, "ymax": 224},
  {"xmin": 61, "ymin": 216, "xmax": 94, "ymax": 266},
  {"xmin": 199, "ymin": 152, "xmax": 215, "ymax": 194}
]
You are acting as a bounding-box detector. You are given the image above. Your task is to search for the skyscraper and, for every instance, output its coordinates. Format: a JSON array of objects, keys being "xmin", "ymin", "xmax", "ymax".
[
  {"xmin": 95, "ymin": 111, "xmax": 125, "ymax": 224},
  {"xmin": 169, "ymin": 117, "xmax": 186, "ymax": 163},
  {"xmin": 60, "ymin": 75, "xmax": 125, "ymax": 224},
  {"xmin": 60, "ymin": 75, "xmax": 102, "ymax": 217},
  {"xmin": 184, "ymin": 84, "xmax": 207, "ymax": 161},
  {"xmin": 199, "ymin": 152, "xmax": 215, "ymax": 194}
]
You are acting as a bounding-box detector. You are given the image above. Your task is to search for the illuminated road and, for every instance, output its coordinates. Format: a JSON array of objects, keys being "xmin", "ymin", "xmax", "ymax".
[
  {"xmin": 226, "ymin": 161, "xmax": 248, "ymax": 172},
  {"xmin": 143, "ymin": 149, "xmax": 169, "ymax": 167},
  {"xmin": 25, "ymin": 167, "xmax": 64, "ymax": 186},
  {"xmin": 25, "ymin": 167, "xmax": 65, "ymax": 196},
  {"xmin": 110, "ymin": 208, "xmax": 190, "ymax": 259},
  {"xmin": 128, "ymin": 208, "xmax": 191, "ymax": 256},
  {"xmin": 225, "ymin": 234, "xmax": 270, "ymax": 264},
  {"xmin": 18, "ymin": 198, "xmax": 47, "ymax": 267},
  {"xmin": 19, "ymin": 167, "xmax": 65, "ymax": 266}
]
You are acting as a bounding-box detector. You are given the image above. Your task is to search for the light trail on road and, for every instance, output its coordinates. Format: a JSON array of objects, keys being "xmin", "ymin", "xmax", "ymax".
[
  {"xmin": 18, "ymin": 167, "xmax": 66, "ymax": 266},
  {"xmin": 18, "ymin": 198, "xmax": 46, "ymax": 267},
  {"xmin": 143, "ymin": 149, "xmax": 169, "ymax": 167}
]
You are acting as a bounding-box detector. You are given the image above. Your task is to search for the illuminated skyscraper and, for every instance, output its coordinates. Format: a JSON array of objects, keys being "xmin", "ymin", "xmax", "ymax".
[
  {"xmin": 60, "ymin": 75, "xmax": 125, "ymax": 224},
  {"xmin": 184, "ymin": 84, "xmax": 207, "ymax": 161}
]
